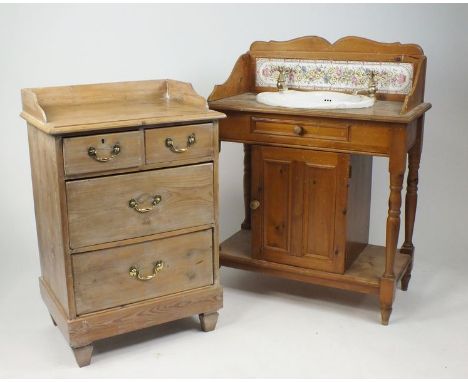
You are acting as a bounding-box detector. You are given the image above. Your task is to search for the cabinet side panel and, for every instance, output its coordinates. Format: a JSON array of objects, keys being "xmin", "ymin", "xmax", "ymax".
[
  {"xmin": 212, "ymin": 121, "xmax": 222, "ymax": 290},
  {"xmin": 346, "ymin": 154, "xmax": 373, "ymax": 268},
  {"xmin": 27, "ymin": 125, "xmax": 71, "ymax": 316}
]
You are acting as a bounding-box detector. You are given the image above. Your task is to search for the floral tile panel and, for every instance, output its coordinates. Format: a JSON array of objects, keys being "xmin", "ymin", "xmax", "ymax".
[{"xmin": 256, "ymin": 58, "xmax": 413, "ymax": 94}]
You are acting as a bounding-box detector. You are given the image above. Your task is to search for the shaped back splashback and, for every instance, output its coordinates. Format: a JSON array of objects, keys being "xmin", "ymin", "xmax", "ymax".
[{"xmin": 209, "ymin": 36, "xmax": 427, "ymax": 114}]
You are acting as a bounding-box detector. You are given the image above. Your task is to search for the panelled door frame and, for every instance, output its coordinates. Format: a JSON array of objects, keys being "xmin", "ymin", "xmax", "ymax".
[{"xmin": 251, "ymin": 145, "xmax": 349, "ymax": 273}]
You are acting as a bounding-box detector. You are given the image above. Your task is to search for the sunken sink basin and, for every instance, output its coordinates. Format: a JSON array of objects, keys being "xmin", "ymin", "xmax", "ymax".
[{"xmin": 256, "ymin": 90, "xmax": 375, "ymax": 109}]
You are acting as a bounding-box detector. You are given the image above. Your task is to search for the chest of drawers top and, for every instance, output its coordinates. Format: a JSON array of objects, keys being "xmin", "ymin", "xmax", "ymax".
[{"xmin": 21, "ymin": 79, "xmax": 225, "ymax": 135}]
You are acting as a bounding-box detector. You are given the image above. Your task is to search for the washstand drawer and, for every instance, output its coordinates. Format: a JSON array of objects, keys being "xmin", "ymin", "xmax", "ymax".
[
  {"xmin": 73, "ymin": 229, "xmax": 214, "ymax": 315},
  {"xmin": 66, "ymin": 163, "xmax": 214, "ymax": 249},
  {"xmin": 63, "ymin": 131, "xmax": 143, "ymax": 176},
  {"xmin": 145, "ymin": 123, "xmax": 214, "ymax": 165},
  {"xmin": 251, "ymin": 117, "xmax": 350, "ymax": 142}
]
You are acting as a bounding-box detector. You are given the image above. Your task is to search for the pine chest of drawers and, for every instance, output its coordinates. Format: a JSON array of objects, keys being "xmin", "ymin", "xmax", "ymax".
[{"xmin": 21, "ymin": 80, "xmax": 225, "ymax": 367}]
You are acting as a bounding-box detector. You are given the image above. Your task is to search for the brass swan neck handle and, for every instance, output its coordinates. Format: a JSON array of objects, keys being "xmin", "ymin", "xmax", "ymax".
[
  {"xmin": 165, "ymin": 133, "xmax": 196, "ymax": 153},
  {"xmin": 88, "ymin": 144, "xmax": 121, "ymax": 162},
  {"xmin": 128, "ymin": 195, "xmax": 162, "ymax": 213},
  {"xmin": 129, "ymin": 261, "xmax": 164, "ymax": 281}
]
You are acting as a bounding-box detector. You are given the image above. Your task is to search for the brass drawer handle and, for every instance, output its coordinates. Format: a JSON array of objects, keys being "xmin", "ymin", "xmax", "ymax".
[
  {"xmin": 129, "ymin": 260, "xmax": 164, "ymax": 281},
  {"xmin": 87, "ymin": 144, "xmax": 121, "ymax": 162},
  {"xmin": 165, "ymin": 133, "xmax": 196, "ymax": 153},
  {"xmin": 128, "ymin": 195, "xmax": 162, "ymax": 213},
  {"xmin": 250, "ymin": 200, "xmax": 260, "ymax": 210}
]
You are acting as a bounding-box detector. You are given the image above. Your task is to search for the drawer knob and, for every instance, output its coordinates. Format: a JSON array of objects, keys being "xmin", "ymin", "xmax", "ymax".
[
  {"xmin": 165, "ymin": 133, "xmax": 196, "ymax": 153},
  {"xmin": 128, "ymin": 195, "xmax": 162, "ymax": 213},
  {"xmin": 129, "ymin": 260, "xmax": 164, "ymax": 281},
  {"xmin": 293, "ymin": 125, "xmax": 304, "ymax": 136},
  {"xmin": 250, "ymin": 200, "xmax": 261, "ymax": 210},
  {"xmin": 87, "ymin": 144, "xmax": 121, "ymax": 162}
]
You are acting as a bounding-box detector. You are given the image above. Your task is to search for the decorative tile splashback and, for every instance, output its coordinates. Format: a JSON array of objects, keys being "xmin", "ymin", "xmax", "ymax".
[{"xmin": 256, "ymin": 58, "xmax": 413, "ymax": 94}]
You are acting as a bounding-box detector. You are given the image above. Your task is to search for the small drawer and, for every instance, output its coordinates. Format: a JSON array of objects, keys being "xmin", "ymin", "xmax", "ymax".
[
  {"xmin": 73, "ymin": 229, "xmax": 214, "ymax": 315},
  {"xmin": 251, "ymin": 117, "xmax": 350, "ymax": 142},
  {"xmin": 63, "ymin": 131, "xmax": 143, "ymax": 176},
  {"xmin": 66, "ymin": 163, "xmax": 214, "ymax": 249},
  {"xmin": 145, "ymin": 123, "xmax": 214, "ymax": 165}
]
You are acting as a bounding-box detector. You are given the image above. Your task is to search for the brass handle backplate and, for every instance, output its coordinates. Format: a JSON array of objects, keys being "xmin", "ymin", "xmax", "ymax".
[
  {"xmin": 165, "ymin": 133, "xmax": 196, "ymax": 153},
  {"xmin": 250, "ymin": 200, "xmax": 260, "ymax": 210},
  {"xmin": 129, "ymin": 260, "xmax": 164, "ymax": 281},
  {"xmin": 88, "ymin": 144, "xmax": 121, "ymax": 162},
  {"xmin": 128, "ymin": 195, "xmax": 162, "ymax": 213}
]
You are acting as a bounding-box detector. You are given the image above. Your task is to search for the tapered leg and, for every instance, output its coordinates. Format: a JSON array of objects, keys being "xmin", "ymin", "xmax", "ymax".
[
  {"xmin": 241, "ymin": 144, "xmax": 252, "ymax": 230},
  {"xmin": 380, "ymin": 276, "xmax": 396, "ymax": 326},
  {"xmin": 380, "ymin": 304, "xmax": 393, "ymax": 326},
  {"xmin": 72, "ymin": 344, "xmax": 94, "ymax": 368},
  {"xmin": 401, "ymin": 117, "xmax": 424, "ymax": 291},
  {"xmin": 50, "ymin": 314, "xmax": 57, "ymax": 326},
  {"xmin": 380, "ymin": 130, "xmax": 407, "ymax": 325},
  {"xmin": 199, "ymin": 312, "xmax": 219, "ymax": 332}
]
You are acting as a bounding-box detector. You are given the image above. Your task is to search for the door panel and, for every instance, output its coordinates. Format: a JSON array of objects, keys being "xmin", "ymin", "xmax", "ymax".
[
  {"xmin": 303, "ymin": 164, "xmax": 336, "ymax": 259},
  {"xmin": 251, "ymin": 147, "xmax": 299, "ymax": 260},
  {"xmin": 251, "ymin": 145, "xmax": 349, "ymax": 273},
  {"xmin": 263, "ymin": 159, "xmax": 291, "ymax": 252}
]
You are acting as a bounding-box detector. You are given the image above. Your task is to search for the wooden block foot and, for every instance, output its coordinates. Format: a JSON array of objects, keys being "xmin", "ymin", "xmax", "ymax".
[
  {"xmin": 50, "ymin": 314, "xmax": 57, "ymax": 326},
  {"xmin": 72, "ymin": 344, "xmax": 94, "ymax": 367},
  {"xmin": 199, "ymin": 312, "xmax": 219, "ymax": 332},
  {"xmin": 400, "ymin": 245, "xmax": 414, "ymax": 292},
  {"xmin": 380, "ymin": 305, "xmax": 392, "ymax": 326},
  {"xmin": 401, "ymin": 273, "xmax": 411, "ymax": 291}
]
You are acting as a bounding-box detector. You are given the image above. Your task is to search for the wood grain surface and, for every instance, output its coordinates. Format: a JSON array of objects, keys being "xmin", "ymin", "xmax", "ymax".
[
  {"xmin": 66, "ymin": 163, "xmax": 214, "ymax": 248},
  {"xmin": 73, "ymin": 229, "xmax": 214, "ymax": 314},
  {"xmin": 145, "ymin": 123, "xmax": 214, "ymax": 165},
  {"xmin": 21, "ymin": 79, "xmax": 225, "ymax": 134},
  {"xmin": 63, "ymin": 130, "xmax": 143, "ymax": 176}
]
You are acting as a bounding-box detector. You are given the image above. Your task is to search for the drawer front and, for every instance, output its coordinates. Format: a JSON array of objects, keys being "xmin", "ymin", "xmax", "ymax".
[
  {"xmin": 145, "ymin": 123, "xmax": 214, "ymax": 165},
  {"xmin": 67, "ymin": 163, "xmax": 214, "ymax": 249},
  {"xmin": 251, "ymin": 117, "xmax": 350, "ymax": 142},
  {"xmin": 63, "ymin": 131, "xmax": 143, "ymax": 176},
  {"xmin": 73, "ymin": 229, "xmax": 214, "ymax": 314}
]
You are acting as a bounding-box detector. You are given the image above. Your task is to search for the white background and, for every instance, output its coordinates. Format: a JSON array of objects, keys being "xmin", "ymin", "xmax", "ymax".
[{"xmin": 1, "ymin": 3, "xmax": 468, "ymax": 378}]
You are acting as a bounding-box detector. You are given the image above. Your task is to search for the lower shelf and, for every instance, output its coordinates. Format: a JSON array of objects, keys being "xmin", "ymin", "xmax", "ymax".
[{"xmin": 220, "ymin": 229, "xmax": 410, "ymax": 295}]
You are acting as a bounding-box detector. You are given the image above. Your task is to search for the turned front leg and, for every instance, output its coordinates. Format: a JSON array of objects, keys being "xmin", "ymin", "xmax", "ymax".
[
  {"xmin": 401, "ymin": 116, "xmax": 424, "ymax": 291},
  {"xmin": 380, "ymin": 131, "xmax": 407, "ymax": 325},
  {"xmin": 241, "ymin": 144, "xmax": 252, "ymax": 230}
]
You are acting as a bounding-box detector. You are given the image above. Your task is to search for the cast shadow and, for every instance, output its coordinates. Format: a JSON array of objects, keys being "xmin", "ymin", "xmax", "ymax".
[
  {"xmin": 220, "ymin": 266, "xmax": 381, "ymax": 323},
  {"xmin": 93, "ymin": 315, "xmax": 201, "ymax": 358}
]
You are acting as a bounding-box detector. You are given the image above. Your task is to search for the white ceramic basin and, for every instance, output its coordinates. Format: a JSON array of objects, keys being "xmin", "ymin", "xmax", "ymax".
[{"xmin": 256, "ymin": 90, "xmax": 374, "ymax": 109}]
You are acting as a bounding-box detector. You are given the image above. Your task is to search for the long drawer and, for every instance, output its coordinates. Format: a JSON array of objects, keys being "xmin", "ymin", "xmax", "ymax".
[
  {"xmin": 251, "ymin": 117, "xmax": 350, "ymax": 142},
  {"xmin": 66, "ymin": 163, "xmax": 214, "ymax": 249},
  {"xmin": 73, "ymin": 229, "xmax": 214, "ymax": 315}
]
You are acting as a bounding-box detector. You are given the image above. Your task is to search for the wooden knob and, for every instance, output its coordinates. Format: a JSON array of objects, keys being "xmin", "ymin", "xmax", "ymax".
[
  {"xmin": 250, "ymin": 200, "xmax": 260, "ymax": 210},
  {"xmin": 293, "ymin": 125, "xmax": 304, "ymax": 136}
]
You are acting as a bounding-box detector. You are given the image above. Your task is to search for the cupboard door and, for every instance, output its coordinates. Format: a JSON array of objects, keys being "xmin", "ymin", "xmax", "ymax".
[
  {"xmin": 251, "ymin": 145, "xmax": 299, "ymax": 262},
  {"xmin": 251, "ymin": 146, "xmax": 349, "ymax": 273}
]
